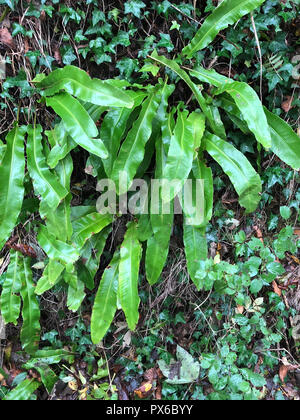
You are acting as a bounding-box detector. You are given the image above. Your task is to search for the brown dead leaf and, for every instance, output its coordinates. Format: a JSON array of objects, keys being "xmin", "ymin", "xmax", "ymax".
[
  {"xmin": 272, "ymin": 281, "xmax": 282, "ymax": 297},
  {"xmin": 53, "ymin": 46, "xmax": 62, "ymax": 65},
  {"xmin": 281, "ymin": 96, "xmax": 294, "ymax": 113},
  {"xmin": 290, "ymin": 255, "xmax": 300, "ymax": 265},
  {"xmin": 279, "ymin": 365, "xmax": 289, "ymax": 382},
  {"xmin": 144, "ymin": 368, "xmax": 157, "ymax": 383},
  {"xmin": 253, "ymin": 225, "xmax": 264, "ymax": 244},
  {"xmin": 134, "ymin": 382, "xmax": 153, "ymax": 399},
  {"xmin": 279, "ymin": 359, "xmax": 300, "ymax": 382},
  {"xmin": 236, "ymin": 304, "xmax": 244, "ymax": 314},
  {"xmin": 155, "ymin": 382, "xmax": 162, "ymax": 400},
  {"xmin": 294, "ymin": 227, "xmax": 300, "ymax": 237},
  {"xmin": 0, "ymin": 27, "xmax": 15, "ymax": 49}
]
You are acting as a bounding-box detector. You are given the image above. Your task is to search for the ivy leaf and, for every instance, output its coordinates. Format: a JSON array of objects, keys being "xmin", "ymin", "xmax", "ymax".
[
  {"xmin": 158, "ymin": 345, "xmax": 200, "ymax": 384},
  {"xmin": 124, "ymin": 0, "xmax": 146, "ymax": 18}
]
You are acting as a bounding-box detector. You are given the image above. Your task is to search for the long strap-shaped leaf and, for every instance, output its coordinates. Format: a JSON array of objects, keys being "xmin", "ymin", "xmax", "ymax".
[
  {"xmin": 20, "ymin": 256, "xmax": 41, "ymax": 354},
  {"xmin": 182, "ymin": 0, "xmax": 266, "ymax": 57},
  {"xmin": 38, "ymin": 225, "xmax": 79, "ymax": 265},
  {"xmin": 46, "ymin": 104, "xmax": 105, "ymax": 169},
  {"xmin": 35, "ymin": 262, "xmax": 64, "ymax": 296},
  {"xmin": 91, "ymin": 250, "xmax": 120, "ymax": 344},
  {"xmin": 111, "ymin": 87, "xmax": 162, "ymax": 195},
  {"xmin": 118, "ymin": 222, "xmax": 142, "ymax": 331},
  {"xmin": 150, "ymin": 51, "xmax": 225, "ymax": 139},
  {"xmin": 101, "ymin": 107, "xmax": 133, "ymax": 177},
  {"xmin": 146, "ymin": 138, "xmax": 174, "ymax": 285},
  {"xmin": 71, "ymin": 212, "xmax": 113, "ymax": 249},
  {"xmin": 42, "ymin": 155, "xmax": 73, "ymax": 241},
  {"xmin": 188, "ymin": 67, "xmax": 271, "ymax": 148},
  {"xmin": 264, "ymin": 107, "xmax": 300, "ymax": 170},
  {"xmin": 192, "ymin": 158, "xmax": 214, "ymax": 227},
  {"xmin": 36, "ymin": 65, "xmax": 134, "ymax": 108},
  {"xmin": 0, "ymin": 140, "xmax": 6, "ymax": 164},
  {"xmin": 183, "ymin": 222, "xmax": 208, "ymax": 290},
  {"xmin": 3, "ymin": 379, "xmax": 40, "ymax": 400},
  {"xmin": 0, "ymin": 125, "xmax": 26, "ymax": 250},
  {"xmin": 0, "ymin": 250, "xmax": 22, "ymax": 324},
  {"xmin": 46, "ymin": 93, "xmax": 108, "ymax": 159},
  {"xmin": 78, "ymin": 227, "xmax": 111, "ymax": 290},
  {"xmin": 66, "ymin": 274, "xmax": 86, "ymax": 312},
  {"xmin": 162, "ymin": 110, "xmax": 195, "ymax": 202},
  {"xmin": 204, "ymin": 132, "xmax": 262, "ymax": 213},
  {"xmin": 27, "ymin": 124, "xmax": 68, "ymax": 212}
]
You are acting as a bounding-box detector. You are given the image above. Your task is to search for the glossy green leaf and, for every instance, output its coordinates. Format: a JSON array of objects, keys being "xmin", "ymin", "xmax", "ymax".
[
  {"xmin": 264, "ymin": 107, "xmax": 300, "ymax": 170},
  {"xmin": 146, "ymin": 138, "xmax": 173, "ymax": 285},
  {"xmin": 100, "ymin": 107, "xmax": 133, "ymax": 177},
  {"xmin": 204, "ymin": 132, "xmax": 262, "ymax": 213},
  {"xmin": 46, "ymin": 104, "xmax": 104, "ymax": 169},
  {"xmin": 150, "ymin": 51, "xmax": 224, "ymax": 138},
  {"xmin": 111, "ymin": 87, "xmax": 162, "ymax": 195},
  {"xmin": 20, "ymin": 256, "xmax": 41, "ymax": 354},
  {"xmin": 71, "ymin": 212, "xmax": 113, "ymax": 249},
  {"xmin": 36, "ymin": 65, "xmax": 134, "ymax": 108},
  {"xmin": 23, "ymin": 348, "xmax": 74, "ymax": 365},
  {"xmin": 183, "ymin": 223, "xmax": 208, "ymax": 290},
  {"xmin": 192, "ymin": 158, "xmax": 214, "ymax": 226},
  {"xmin": 46, "ymin": 93, "xmax": 108, "ymax": 159},
  {"xmin": 27, "ymin": 124, "xmax": 68, "ymax": 212},
  {"xmin": 91, "ymin": 250, "xmax": 120, "ymax": 344},
  {"xmin": 0, "ymin": 140, "xmax": 6, "ymax": 164},
  {"xmin": 189, "ymin": 112, "xmax": 206, "ymax": 157},
  {"xmin": 0, "ymin": 250, "xmax": 22, "ymax": 325},
  {"xmin": 78, "ymin": 227, "xmax": 111, "ymax": 290},
  {"xmin": 38, "ymin": 225, "xmax": 79, "ymax": 265},
  {"xmin": 189, "ymin": 67, "xmax": 271, "ymax": 148},
  {"xmin": 182, "ymin": 0, "xmax": 266, "ymax": 57},
  {"xmin": 100, "ymin": 92, "xmax": 145, "ymax": 178},
  {"xmin": 118, "ymin": 222, "xmax": 142, "ymax": 331},
  {"xmin": 162, "ymin": 110, "xmax": 195, "ymax": 202},
  {"xmin": 0, "ymin": 125, "xmax": 26, "ymax": 251},
  {"xmin": 3, "ymin": 379, "xmax": 40, "ymax": 401},
  {"xmin": 35, "ymin": 261, "xmax": 64, "ymax": 295},
  {"xmin": 66, "ymin": 275, "xmax": 86, "ymax": 312}
]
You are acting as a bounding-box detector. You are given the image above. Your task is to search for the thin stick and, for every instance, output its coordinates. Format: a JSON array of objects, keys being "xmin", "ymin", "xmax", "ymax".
[{"xmin": 251, "ymin": 13, "xmax": 263, "ymax": 101}]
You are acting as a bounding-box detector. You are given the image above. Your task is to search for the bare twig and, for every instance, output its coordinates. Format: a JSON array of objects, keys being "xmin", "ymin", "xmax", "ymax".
[{"xmin": 251, "ymin": 13, "xmax": 263, "ymax": 101}]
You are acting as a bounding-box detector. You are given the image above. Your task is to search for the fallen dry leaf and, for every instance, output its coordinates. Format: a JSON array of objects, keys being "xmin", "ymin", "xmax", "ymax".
[
  {"xmin": 134, "ymin": 382, "xmax": 153, "ymax": 399},
  {"xmin": 0, "ymin": 27, "xmax": 15, "ymax": 49},
  {"xmin": 281, "ymin": 96, "xmax": 294, "ymax": 113},
  {"xmin": 272, "ymin": 281, "xmax": 282, "ymax": 297},
  {"xmin": 236, "ymin": 304, "xmax": 244, "ymax": 314}
]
